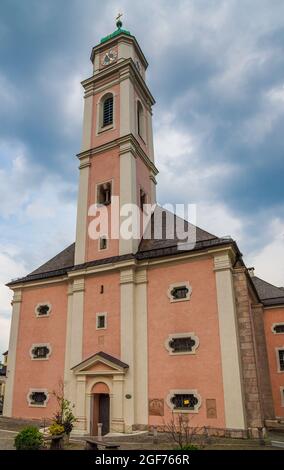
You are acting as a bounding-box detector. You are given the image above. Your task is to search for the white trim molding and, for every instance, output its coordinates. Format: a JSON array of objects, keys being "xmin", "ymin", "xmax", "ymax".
[
  {"xmin": 27, "ymin": 388, "xmax": 49, "ymax": 408},
  {"xmin": 275, "ymin": 347, "xmax": 284, "ymax": 373},
  {"xmin": 35, "ymin": 302, "xmax": 52, "ymax": 318},
  {"xmin": 165, "ymin": 333, "xmax": 199, "ymax": 356},
  {"xmin": 166, "ymin": 389, "xmax": 202, "ymax": 414},
  {"xmin": 167, "ymin": 282, "xmax": 192, "ymax": 303},
  {"xmin": 29, "ymin": 343, "xmax": 52, "ymax": 361}
]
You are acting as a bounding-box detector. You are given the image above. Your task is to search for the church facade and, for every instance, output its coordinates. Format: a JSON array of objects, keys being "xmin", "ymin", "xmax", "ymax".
[{"xmin": 3, "ymin": 21, "xmax": 284, "ymax": 437}]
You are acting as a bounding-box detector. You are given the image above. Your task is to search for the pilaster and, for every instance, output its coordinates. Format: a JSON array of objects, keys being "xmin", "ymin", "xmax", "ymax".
[
  {"xmin": 3, "ymin": 289, "xmax": 22, "ymax": 417},
  {"xmin": 214, "ymin": 253, "xmax": 246, "ymax": 429}
]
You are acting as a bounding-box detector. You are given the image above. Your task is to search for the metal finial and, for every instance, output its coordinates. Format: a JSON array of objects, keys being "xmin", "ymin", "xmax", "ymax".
[{"xmin": 116, "ymin": 12, "xmax": 123, "ymax": 29}]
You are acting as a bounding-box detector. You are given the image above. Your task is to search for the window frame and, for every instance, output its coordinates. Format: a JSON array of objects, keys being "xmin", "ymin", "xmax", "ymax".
[
  {"xmin": 27, "ymin": 389, "xmax": 49, "ymax": 408},
  {"xmin": 97, "ymin": 91, "xmax": 116, "ymax": 134},
  {"xmin": 98, "ymin": 235, "xmax": 108, "ymax": 252},
  {"xmin": 167, "ymin": 282, "xmax": 192, "ymax": 303},
  {"xmin": 96, "ymin": 312, "xmax": 107, "ymax": 330},
  {"xmin": 165, "ymin": 333, "xmax": 199, "ymax": 356},
  {"xmin": 35, "ymin": 303, "xmax": 52, "ymax": 318},
  {"xmin": 166, "ymin": 389, "xmax": 201, "ymax": 414},
  {"xmin": 96, "ymin": 179, "xmax": 113, "ymax": 206},
  {"xmin": 272, "ymin": 323, "xmax": 284, "ymax": 334},
  {"xmin": 280, "ymin": 387, "xmax": 284, "ymax": 408},
  {"xmin": 276, "ymin": 347, "xmax": 284, "ymax": 373},
  {"xmin": 30, "ymin": 343, "xmax": 52, "ymax": 361}
]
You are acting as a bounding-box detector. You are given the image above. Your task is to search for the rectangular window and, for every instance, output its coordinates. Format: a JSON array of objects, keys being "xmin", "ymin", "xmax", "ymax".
[
  {"xmin": 97, "ymin": 182, "xmax": 112, "ymax": 205},
  {"xmin": 96, "ymin": 313, "xmax": 107, "ymax": 330},
  {"xmin": 140, "ymin": 189, "xmax": 147, "ymax": 209},
  {"xmin": 279, "ymin": 350, "xmax": 284, "ymax": 371},
  {"xmin": 99, "ymin": 236, "xmax": 108, "ymax": 250}
]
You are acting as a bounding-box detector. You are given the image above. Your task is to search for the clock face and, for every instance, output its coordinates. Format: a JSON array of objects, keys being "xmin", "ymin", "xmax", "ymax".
[{"xmin": 102, "ymin": 49, "xmax": 117, "ymax": 66}]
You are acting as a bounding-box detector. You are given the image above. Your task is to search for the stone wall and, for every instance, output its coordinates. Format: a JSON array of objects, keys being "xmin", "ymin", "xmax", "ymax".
[
  {"xmin": 233, "ymin": 267, "xmax": 263, "ymax": 428},
  {"xmin": 232, "ymin": 267, "xmax": 274, "ymax": 428}
]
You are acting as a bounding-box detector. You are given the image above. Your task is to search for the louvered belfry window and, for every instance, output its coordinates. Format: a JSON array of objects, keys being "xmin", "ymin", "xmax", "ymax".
[{"xmin": 103, "ymin": 96, "xmax": 113, "ymax": 127}]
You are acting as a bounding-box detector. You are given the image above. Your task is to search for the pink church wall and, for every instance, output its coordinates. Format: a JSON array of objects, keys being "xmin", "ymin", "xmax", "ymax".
[
  {"xmin": 85, "ymin": 147, "xmax": 120, "ymax": 262},
  {"xmin": 263, "ymin": 306, "xmax": 284, "ymax": 418},
  {"xmin": 147, "ymin": 256, "xmax": 226, "ymax": 428},
  {"xmin": 83, "ymin": 273, "xmax": 121, "ymax": 361},
  {"xmin": 12, "ymin": 282, "xmax": 68, "ymax": 419}
]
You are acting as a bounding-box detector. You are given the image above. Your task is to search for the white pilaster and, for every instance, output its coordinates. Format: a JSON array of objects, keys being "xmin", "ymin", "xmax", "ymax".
[
  {"xmin": 3, "ymin": 289, "xmax": 22, "ymax": 417},
  {"xmin": 214, "ymin": 253, "xmax": 246, "ymax": 429},
  {"xmin": 119, "ymin": 146, "xmax": 139, "ymax": 255},
  {"xmin": 75, "ymin": 376, "xmax": 87, "ymax": 432},
  {"xmin": 111, "ymin": 375, "xmax": 125, "ymax": 433},
  {"xmin": 134, "ymin": 269, "xmax": 148, "ymax": 426},
  {"xmin": 63, "ymin": 283, "xmax": 74, "ymax": 402},
  {"xmin": 120, "ymin": 269, "xmax": 135, "ymax": 432},
  {"xmin": 120, "ymin": 74, "xmax": 135, "ymax": 137},
  {"xmin": 74, "ymin": 157, "xmax": 90, "ymax": 265}
]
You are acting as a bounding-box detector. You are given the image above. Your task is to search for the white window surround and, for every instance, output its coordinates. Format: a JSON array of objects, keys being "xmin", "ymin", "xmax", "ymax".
[
  {"xmin": 165, "ymin": 333, "xmax": 199, "ymax": 356},
  {"xmin": 96, "ymin": 91, "xmax": 116, "ymax": 135},
  {"xmin": 27, "ymin": 389, "xmax": 49, "ymax": 408},
  {"xmin": 29, "ymin": 343, "xmax": 52, "ymax": 361},
  {"xmin": 98, "ymin": 235, "xmax": 109, "ymax": 252},
  {"xmin": 272, "ymin": 323, "xmax": 284, "ymax": 334},
  {"xmin": 280, "ymin": 387, "xmax": 284, "ymax": 407},
  {"xmin": 167, "ymin": 282, "xmax": 192, "ymax": 303},
  {"xmin": 35, "ymin": 303, "xmax": 52, "ymax": 318},
  {"xmin": 96, "ymin": 312, "xmax": 107, "ymax": 330},
  {"xmin": 166, "ymin": 389, "xmax": 202, "ymax": 414},
  {"xmin": 275, "ymin": 347, "xmax": 284, "ymax": 373}
]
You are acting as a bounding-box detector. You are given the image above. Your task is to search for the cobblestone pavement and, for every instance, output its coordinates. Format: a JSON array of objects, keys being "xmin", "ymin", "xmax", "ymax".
[
  {"xmin": 0, "ymin": 430, "xmax": 17, "ymax": 450},
  {"xmin": 0, "ymin": 416, "xmax": 283, "ymax": 450}
]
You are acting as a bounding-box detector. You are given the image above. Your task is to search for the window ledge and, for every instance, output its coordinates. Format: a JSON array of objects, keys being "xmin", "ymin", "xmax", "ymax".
[{"xmin": 98, "ymin": 124, "xmax": 114, "ymax": 134}]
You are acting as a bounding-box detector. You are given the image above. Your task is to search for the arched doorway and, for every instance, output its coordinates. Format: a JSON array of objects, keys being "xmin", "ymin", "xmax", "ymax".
[{"xmin": 91, "ymin": 382, "xmax": 110, "ymax": 436}]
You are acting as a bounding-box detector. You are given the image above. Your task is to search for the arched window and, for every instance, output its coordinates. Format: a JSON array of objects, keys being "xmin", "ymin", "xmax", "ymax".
[
  {"xmin": 137, "ymin": 100, "xmax": 144, "ymax": 138},
  {"xmin": 102, "ymin": 94, "xmax": 113, "ymax": 127}
]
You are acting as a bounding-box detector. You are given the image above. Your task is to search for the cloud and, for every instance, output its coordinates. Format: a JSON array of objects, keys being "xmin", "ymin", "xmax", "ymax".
[{"xmin": 1, "ymin": 0, "xmax": 284, "ymax": 350}]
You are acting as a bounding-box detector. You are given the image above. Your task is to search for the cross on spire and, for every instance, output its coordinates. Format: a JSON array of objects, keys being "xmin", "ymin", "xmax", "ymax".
[{"xmin": 116, "ymin": 12, "xmax": 123, "ymax": 29}]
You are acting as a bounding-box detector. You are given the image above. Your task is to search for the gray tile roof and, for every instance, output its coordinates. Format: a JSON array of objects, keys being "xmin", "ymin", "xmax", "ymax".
[
  {"xmin": 252, "ymin": 276, "xmax": 284, "ymax": 306},
  {"xmin": 6, "ymin": 207, "xmax": 237, "ymax": 286}
]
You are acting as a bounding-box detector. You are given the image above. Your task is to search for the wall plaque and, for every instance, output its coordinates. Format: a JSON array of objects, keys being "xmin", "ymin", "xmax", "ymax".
[
  {"xmin": 206, "ymin": 399, "xmax": 217, "ymax": 418},
  {"xmin": 149, "ymin": 398, "xmax": 164, "ymax": 416}
]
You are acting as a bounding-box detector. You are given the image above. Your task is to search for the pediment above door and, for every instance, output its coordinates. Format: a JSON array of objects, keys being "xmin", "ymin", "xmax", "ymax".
[{"xmin": 71, "ymin": 351, "xmax": 129, "ymax": 376}]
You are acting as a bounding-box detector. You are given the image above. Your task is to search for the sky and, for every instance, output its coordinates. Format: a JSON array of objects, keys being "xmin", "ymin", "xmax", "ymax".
[{"xmin": 0, "ymin": 0, "xmax": 284, "ymax": 354}]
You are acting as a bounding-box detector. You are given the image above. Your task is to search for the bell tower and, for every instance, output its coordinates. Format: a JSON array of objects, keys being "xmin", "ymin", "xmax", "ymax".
[{"xmin": 75, "ymin": 18, "xmax": 158, "ymax": 265}]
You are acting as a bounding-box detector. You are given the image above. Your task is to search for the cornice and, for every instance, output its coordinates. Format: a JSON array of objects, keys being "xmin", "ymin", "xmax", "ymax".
[
  {"xmin": 81, "ymin": 58, "xmax": 155, "ymax": 106},
  {"xmin": 77, "ymin": 134, "xmax": 159, "ymax": 176}
]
